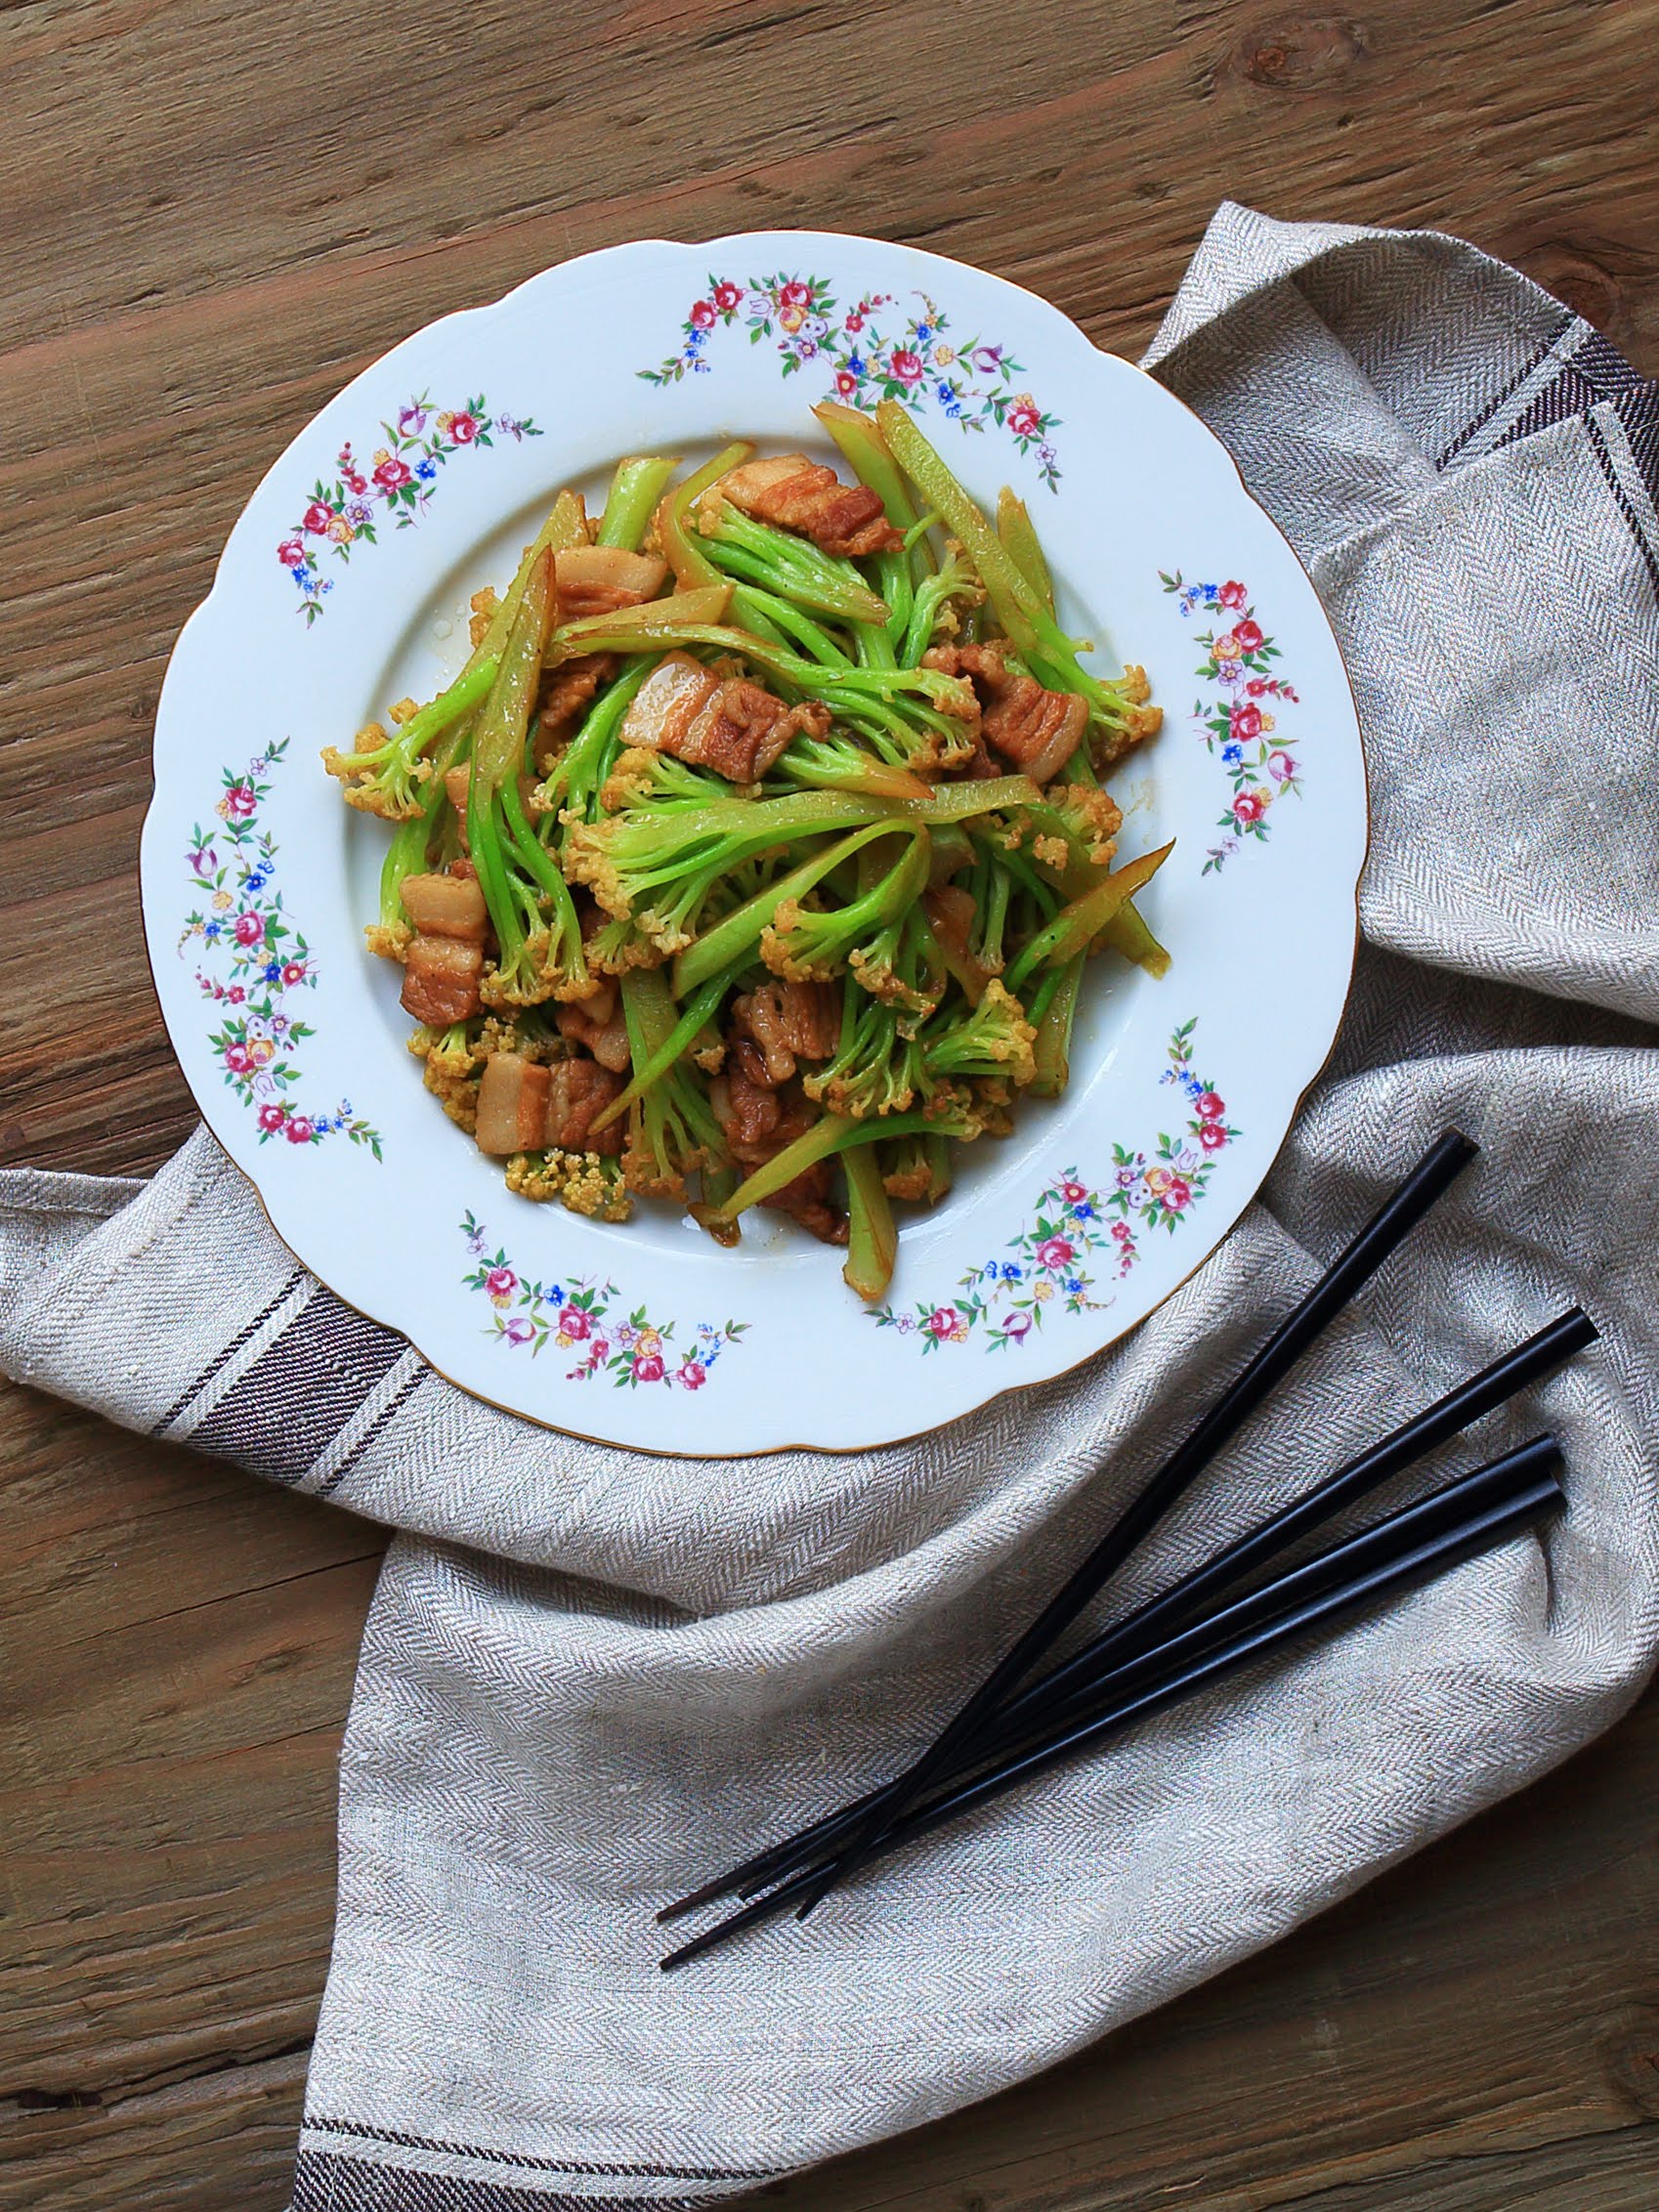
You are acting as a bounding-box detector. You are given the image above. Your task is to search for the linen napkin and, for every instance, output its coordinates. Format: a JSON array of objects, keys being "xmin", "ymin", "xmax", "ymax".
[{"xmin": 4, "ymin": 202, "xmax": 1658, "ymax": 2212}]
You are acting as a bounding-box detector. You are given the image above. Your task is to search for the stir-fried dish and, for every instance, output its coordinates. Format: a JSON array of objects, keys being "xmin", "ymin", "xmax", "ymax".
[{"xmin": 323, "ymin": 401, "xmax": 1169, "ymax": 1302}]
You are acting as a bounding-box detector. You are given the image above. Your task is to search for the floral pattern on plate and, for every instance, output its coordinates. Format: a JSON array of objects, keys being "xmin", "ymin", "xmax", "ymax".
[
  {"xmin": 278, "ymin": 393, "xmax": 541, "ymax": 622},
  {"xmin": 872, "ymin": 1021, "xmax": 1237, "ymax": 1351},
  {"xmin": 1161, "ymin": 572, "xmax": 1302, "ymax": 873},
  {"xmin": 639, "ymin": 276, "xmax": 1062, "ymax": 488},
  {"xmin": 460, "ymin": 1213, "xmax": 746, "ymax": 1390},
  {"xmin": 179, "ymin": 740, "xmax": 382, "ymax": 1157}
]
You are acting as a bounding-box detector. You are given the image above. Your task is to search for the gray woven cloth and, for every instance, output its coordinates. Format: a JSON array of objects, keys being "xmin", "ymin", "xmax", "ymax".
[{"xmin": 4, "ymin": 203, "xmax": 1658, "ymax": 2210}]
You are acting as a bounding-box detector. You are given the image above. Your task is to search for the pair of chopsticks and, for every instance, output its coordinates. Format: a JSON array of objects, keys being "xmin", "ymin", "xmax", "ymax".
[{"xmin": 659, "ymin": 1132, "xmax": 1595, "ymax": 1970}]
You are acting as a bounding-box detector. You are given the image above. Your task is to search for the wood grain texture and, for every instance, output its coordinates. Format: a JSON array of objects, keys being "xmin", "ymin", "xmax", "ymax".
[{"xmin": 1, "ymin": 1, "xmax": 1655, "ymax": 2205}]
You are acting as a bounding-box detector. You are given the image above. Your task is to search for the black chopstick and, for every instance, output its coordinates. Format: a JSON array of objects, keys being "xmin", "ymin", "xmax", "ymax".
[
  {"xmin": 659, "ymin": 1436, "xmax": 1563, "ymax": 1969},
  {"xmin": 788, "ymin": 1128, "xmax": 1478, "ymax": 1919},
  {"xmin": 743, "ymin": 1434, "xmax": 1561, "ymax": 1913},
  {"xmin": 660, "ymin": 1301, "xmax": 1590, "ymax": 1924}
]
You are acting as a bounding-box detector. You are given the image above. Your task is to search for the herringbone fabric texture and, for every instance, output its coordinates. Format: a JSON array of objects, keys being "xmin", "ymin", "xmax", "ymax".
[{"xmin": 3, "ymin": 205, "xmax": 1657, "ymax": 2209}]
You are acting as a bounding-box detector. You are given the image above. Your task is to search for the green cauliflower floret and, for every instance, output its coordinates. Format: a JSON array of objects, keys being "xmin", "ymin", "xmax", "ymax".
[
  {"xmin": 565, "ymin": 789, "xmax": 887, "ymax": 955},
  {"xmin": 760, "ymin": 827, "xmax": 930, "ymax": 982},
  {"xmin": 321, "ymin": 658, "xmax": 497, "ymax": 822},
  {"xmin": 802, "ymin": 993, "xmax": 925, "ymax": 1119},
  {"xmin": 918, "ymin": 979, "xmax": 1037, "ymax": 1089},
  {"xmin": 506, "ymin": 1148, "xmax": 633, "ymax": 1221}
]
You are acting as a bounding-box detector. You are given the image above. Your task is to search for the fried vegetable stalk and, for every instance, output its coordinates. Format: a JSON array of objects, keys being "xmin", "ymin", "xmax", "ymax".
[
  {"xmin": 877, "ymin": 401, "xmax": 1162, "ymax": 755},
  {"xmin": 843, "ymin": 1144, "xmax": 898, "ymax": 1302},
  {"xmin": 1005, "ymin": 839, "xmax": 1176, "ymax": 989},
  {"xmin": 1030, "ymin": 955, "xmax": 1085, "ymax": 1097},
  {"xmin": 712, "ymin": 1104, "xmax": 981, "ymax": 1223},
  {"xmin": 596, "ymin": 455, "xmax": 680, "ymax": 551},
  {"xmin": 996, "ymin": 487, "xmax": 1054, "ymax": 615},
  {"xmin": 657, "ymin": 441, "xmax": 755, "ymax": 588},
  {"xmin": 326, "ymin": 484, "xmax": 595, "ymax": 818}
]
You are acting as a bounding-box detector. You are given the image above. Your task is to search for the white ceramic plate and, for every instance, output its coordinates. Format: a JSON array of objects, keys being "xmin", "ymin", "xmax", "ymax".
[{"xmin": 142, "ymin": 231, "xmax": 1364, "ymax": 1456}]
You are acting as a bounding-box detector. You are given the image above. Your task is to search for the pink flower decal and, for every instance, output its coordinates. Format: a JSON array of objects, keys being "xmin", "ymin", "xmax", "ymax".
[
  {"xmin": 872, "ymin": 1027, "xmax": 1239, "ymax": 1351},
  {"xmin": 224, "ymin": 784, "xmax": 257, "ymax": 821},
  {"xmin": 234, "ymin": 912, "xmax": 264, "ymax": 945},
  {"xmin": 279, "ymin": 394, "xmax": 537, "ymax": 623},
  {"xmin": 1163, "ymin": 569, "xmax": 1302, "ymax": 873},
  {"xmin": 284, "ymin": 1115, "xmax": 314, "ymax": 1144},
  {"xmin": 641, "ymin": 279, "xmax": 1061, "ymax": 485},
  {"xmin": 224, "ymin": 1042, "xmax": 254, "ymax": 1075},
  {"xmin": 460, "ymin": 1216, "xmax": 747, "ymax": 1384},
  {"xmin": 281, "ymin": 960, "xmax": 307, "ymax": 985},
  {"xmin": 257, "ymin": 1104, "xmax": 285, "ymax": 1131}
]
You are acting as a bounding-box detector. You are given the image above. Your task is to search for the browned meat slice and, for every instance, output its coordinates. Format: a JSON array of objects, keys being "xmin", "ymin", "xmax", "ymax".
[
  {"xmin": 710, "ymin": 1066, "xmax": 846, "ymax": 1244},
  {"xmin": 702, "ymin": 453, "xmax": 901, "ymax": 559},
  {"xmin": 618, "ymin": 653, "xmax": 722, "ymax": 754},
  {"xmin": 475, "ymin": 1053, "xmax": 552, "ymax": 1154},
  {"xmin": 677, "ymin": 680, "xmax": 808, "ymax": 783},
  {"xmin": 555, "ymin": 981, "xmax": 631, "ymax": 1073},
  {"xmin": 400, "ymin": 870, "xmax": 489, "ymax": 942},
  {"xmin": 923, "ymin": 883, "xmax": 976, "ymax": 954},
  {"xmin": 765, "ymin": 1159, "xmax": 845, "ymax": 1243},
  {"xmin": 731, "ymin": 980, "xmax": 839, "ymax": 1085},
  {"xmin": 619, "ymin": 652, "xmax": 825, "ymax": 784},
  {"xmin": 710, "ymin": 1058, "xmax": 783, "ymax": 1161},
  {"xmin": 545, "ymin": 1057, "xmax": 625, "ymax": 1156},
  {"xmin": 554, "ymin": 545, "xmax": 667, "ymax": 623},
  {"xmin": 445, "ymin": 762, "xmax": 472, "ymax": 830},
  {"xmin": 402, "ymin": 934, "xmax": 484, "ymax": 1024},
  {"xmin": 534, "ymin": 652, "xmax": 618, "ymax": 766},
  {"xmin": 924, "ymin": 642, "xmax": 1087, "ymax": 785}
]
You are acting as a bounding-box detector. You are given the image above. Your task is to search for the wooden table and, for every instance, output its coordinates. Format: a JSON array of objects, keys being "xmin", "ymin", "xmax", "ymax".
[{"xmin": 3, "ymin": 3, "xmax": 1656, "ymax": 2205}]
